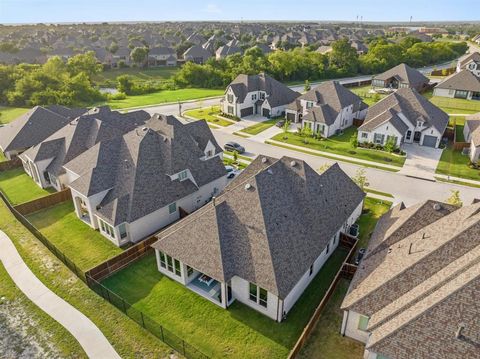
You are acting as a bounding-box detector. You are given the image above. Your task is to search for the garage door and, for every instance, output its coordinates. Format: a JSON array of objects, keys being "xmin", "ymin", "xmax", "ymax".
[
  {"xmin": 262, "ymin": 108, "xmax": 270, "ymax": 118},
  {"xmin": 423, "ymin": 135, "xmax": 437, "ymax": 148},
  {"xmin": 240, "ymin": 107, "xmax": 253, "ymax": 117},
  {"xmin": 286, "ymin": 113, "xmax": 296, "ymax": 122}
]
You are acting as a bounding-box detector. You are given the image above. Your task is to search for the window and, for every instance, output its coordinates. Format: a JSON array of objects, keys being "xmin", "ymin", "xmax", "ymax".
[
  {"xmin": 205, "ymin": 150, "xmax": 213, "ymax": 157},
  {"xmin": 178, "ymin": 170, "xmax": 188, "ymax": 181},
  {"xmin": 326, "ymin": 242, "xmax": 330, "ymax": 254},
  {"xmin": 361, "ymin": 132, "xmax": 368, "ymax": 139},
  {"xmin": 249, "ymin": 282, "xmax": 268, "ymax": 308},
  {"xmin": 260, "ymin": 92, "xmax": 265, "ymax": 100},
  {"xmin": 167, "ymin": 255, "xmax": 173, "ymax": 272},
  {"xmin": 309, "ymin": 264, "xmax": 314, "ymax": 276},
  {"xmin": 227, "ymin": 94, "xmax": 234, "ymax": 103},
  {"xmin": 454, "ymin": 90, "xmax": 468, "ymax": 99},
  {"xmin": 227, "ymin": 106, "xmax": 234, "ymax": 114},
  {"xmin": 386, "ymin": 135, "xmax": 398, "ymax": 146},
  {"xmin": 374, "ymin": 133, "xmax": 385, "ymax": 144},
  {"xmin": 99, "ymin": 219, "xmax": 115, "ymax": 239},
  {"xmin": 159, "ymin": 251, "xmax": 181, "ymax": 277},
  {"xmin": 43, "ymin": 171, "xmax": 51, "ymax": 184},
  {"xmin": 159, "ymin": 252, "xmax": 166, "ymax": 268},
  {"xmin": 416, "ymin": 121, "xmax": 424, "ymax": 128},
  {"xmin": 168, "ymin": 202, "xmax": 177, "ymax": 214},
  {"xmin": 358, "ymin": 315, "xmax": 369, "ymax": 331},
  {"xmin": 119, "ymin": 223, "xmax": 127, "ymax": 239},
  {"xmin": 306, "ymin": 101, "xmax": 313, "ymax": 109},
  {"xmin": 187, "ymin": 265, "xmax": 194, "ymax": 277},
  {"xmin": 251, "ymin": 94, "xmax": 257, "ymax": 101},
  {"xmin": 406, "ymin": 130, "xmax": 412, "ymax": 141},
  {"xmin": 174, "ymin": 259, "xmax": 181, "ymax": 276}
]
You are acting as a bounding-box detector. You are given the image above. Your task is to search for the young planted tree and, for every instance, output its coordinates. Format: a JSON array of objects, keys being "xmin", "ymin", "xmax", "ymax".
[
  {"xmin": 446, "ymin": 190, "xmax": 463, "ymax": 207},
  {"xmin": 350, "ymin": 133, "xmax": 358, "ymax": 148},
  {"xmin": 352, "ymin": 168, "xmax": 370, "ymax": 191},
  {"xmin": 282, "ymin": 120, "xmax": 290, "ymax": 139},
  {"xmin": 301, "ymin": 125, "xmax": 313, "ymax": 144},
  {"xmin": 384, "ymin": 136, "xmax": 396, "ymax": 153},
  {"xmin": 304, "ymin": 79, "xmax": 311, "ymax": 92},
  {"xmin": 233, "ymin": 150, "xmax": 239, "ymax": 165}
]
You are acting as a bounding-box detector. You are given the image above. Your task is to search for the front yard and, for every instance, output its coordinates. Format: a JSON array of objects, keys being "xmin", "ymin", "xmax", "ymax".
[
  {"xmin": 26, "ymin": 201, "xmax": 123, "ymax": 271},
  {"xmin": 0, "ymin": 168, "xmax": 55, "ymax": 205},
  {"xmin": 183, "ymin": 106, "xmax": 235, "ymax": 127},
  {"xmin": 238, "ymin": 118, "xmax": 278, "ymax": 135},
  {"xmin": 102, "ymin": 248, "xmax": 349, "ymax": 359},
  {"xmin": 271, "ymin": 127, "xmax": 406, "ymax": 167},
  {"xmin": 436, "ymin": 144, "xmax": 480, "ymax": 181}
]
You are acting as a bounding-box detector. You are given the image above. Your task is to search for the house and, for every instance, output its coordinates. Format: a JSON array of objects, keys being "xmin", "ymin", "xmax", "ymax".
[
  {"xmin": 371, "ymin": 63, "xmax": 429, "ymax": 92},
  {"xmin": 473, "ymin": 35, "xmax": 480, "ymax": 45},
  {"xmin": 63, "ymin": 114, "xmax": 227, "ymax": 246},
  {"xmin": 152, "ymin": 157, "xmax": 365, "ymax": 321},
  {"xmin": 341, "ymin": 199, "xmax": 480, "ymax": 359},
  {"xmin": 19, "ymin": 107, "xmax": 150, "ymax": 191},
  {"xmin": 222, "ymin": 73, "xmax": 300, "ymax": 118},
  {"xmin": 358, "ymin": 88, "xmax": 449, "ymax": 148},
  {"xmin": 148, "ymin": 47, "xmax": 177, "ymax": 67},
  {"xmin": 0, "ymin": 105, "xmax": 87, "ymax": 160},
  {"xmin": 463, "ymin": 113, "xmax": 480, "ymax": 163},
  {"xmin": 285, "ymin": 81, "xmax": 368, "ymax": 137},
  {"xmin": 433, "ymin": 70, "xmax": 480, "ymax": 101},
  {"xmin": 183, "ymin": 45, "xmax": 212, "ymax": 64},
  {"xmin": 215, "ymin": 45, "xmax": 243, "ymax": 60},
  {"xmin": 455, "ymin": 51, "xmax": 480, "ymax": 73}
]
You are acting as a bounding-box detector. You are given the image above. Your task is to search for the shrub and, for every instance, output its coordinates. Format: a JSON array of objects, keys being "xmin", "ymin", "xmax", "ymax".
[{"xmin": 107, "ymin": 92, "xmax": 127, "ymax": 100}]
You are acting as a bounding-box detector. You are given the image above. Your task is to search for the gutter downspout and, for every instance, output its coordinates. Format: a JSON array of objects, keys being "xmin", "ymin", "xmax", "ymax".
[{"xmin": 341, "ymin": 310, "xmax": 350, "ymax": 336}]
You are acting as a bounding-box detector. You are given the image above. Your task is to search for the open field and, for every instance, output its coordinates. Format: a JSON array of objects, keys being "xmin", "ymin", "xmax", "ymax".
[
  {"xmin": 0, "ymin": 168, "xmax": 55, "ymax": 205},
  {"xmin": 26, "ymin": 201, "xmax": 123, "ymax": 271},
  {"xmin": 93, "ymin": 66, "xmax": 179, "ymax": 86}
]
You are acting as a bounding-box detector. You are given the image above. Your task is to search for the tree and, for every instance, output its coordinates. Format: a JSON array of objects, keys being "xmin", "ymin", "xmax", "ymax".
[
  {"xmin": 282, "ymin": 119, "xmax": 290, "ymax": 139},
  {"xmin": 117, "ymin": 75, "xmax": 134, "ymax": 95},
  {"xmin": 67, "ymin": 51, "xmax": 102, "ymax": 79},
  {"xmin": 108, "ymin": 42, "xmax": 119, "ymax": 54},
  {"xmin": 301, "ymin": 124, "xmax": 313, "ymax": 144},
  {"xmin": 329, "ymin": 38, "xmax": 359, "ymax": 75},
  {"xmin": 350, "ymin": 133, "xmax": 358, "ymax": 148},
  {"xmin": 446, "ymin": 190, "xmax": 463, "ymax": 207},
  {"xmin": 353, "ymin": 168, "xmax": 370, "ymax": 191},
  {"xmin": 130, "ymin": 47, "xmax": 149, "ymax": 67},
  {"xmin": 304, "ymin": 79, "xmax": 311, "ymax": 92},
  {"xmin": 232, "ymin": 150, "xmax": 239, "ymax": 164},
  {"xmin": 384, "ymin": 136, "xmax": 396, "ymax": 153}
]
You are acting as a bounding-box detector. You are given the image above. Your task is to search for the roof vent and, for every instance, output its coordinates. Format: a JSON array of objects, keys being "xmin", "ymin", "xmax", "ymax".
[
  {"xmin": 433, "ymin": 203, "xmax": 442, "ymax": 211},
  {"xmin": 212, "ymin": 196, "xmax": 216, "ymax": 206},
  {"xmin": 387, "ymin": 247, "xmax": 392, "ymax": 254},
  {"xmin": 245, "ymin": 183, "xmax": 252, "ymax": 191},
  {"xmin": 290, "ymin": 160, "xmax": 297, "ymax": 167},
  {"xmin": 455, "ymin": 324, "xmax": 465, "ymax": 339},
  {"xmin": 142, "ymin": 127, "xmax": 148, "ymax": 132},
  {"xmin": 261, "ymin": 157, "xmax": 268, "ymax": 163}
]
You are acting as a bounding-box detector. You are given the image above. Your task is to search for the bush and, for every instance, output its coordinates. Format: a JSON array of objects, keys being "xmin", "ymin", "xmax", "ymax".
[{"xmin": 107, "ymin": 92, "xmax": 127, "ymax": 100}]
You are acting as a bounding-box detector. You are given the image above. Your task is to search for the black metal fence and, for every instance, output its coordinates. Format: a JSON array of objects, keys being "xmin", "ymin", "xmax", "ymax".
[{"xmin": 0, "ymin": 189, "xmax": 209, "ymax": 359}]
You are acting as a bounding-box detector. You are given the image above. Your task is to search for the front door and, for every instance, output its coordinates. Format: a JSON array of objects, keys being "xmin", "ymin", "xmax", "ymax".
[
  {"xmin": 414, "ymin": 131, "xmax": 422, "ymax": 143},
  {"xmin": 405, "ymin": 130, "xmax": 412, "ymax": 141}
]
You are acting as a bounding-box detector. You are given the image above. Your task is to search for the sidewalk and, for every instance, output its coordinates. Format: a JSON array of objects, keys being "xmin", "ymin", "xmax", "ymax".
[
  {"xmin": 435, "ymin": 173, "xmax": 480, "ymax": 187},
  {"xmin": 266, "ymin": 139, "xmax": 402, "ymax": 171},
  {"xmin": 0, "ymin": 230, "xmax": 121, "ymax": 359}
]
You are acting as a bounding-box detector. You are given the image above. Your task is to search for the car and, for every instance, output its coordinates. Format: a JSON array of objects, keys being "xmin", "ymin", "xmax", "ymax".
[
  {"xmin": 225, "ymin": 165, "xmax": 235, "ymax": 179},
  {"xmin": 354, "ymin": 248, "xmax": 366, "ymax": 265},
  {"xmin": 224, "ymin": 141, "xmax": 245, "ymax": 154},
  {"xmin": 275, "ymin": 119, "xmax": 285, "ymax": 128}
]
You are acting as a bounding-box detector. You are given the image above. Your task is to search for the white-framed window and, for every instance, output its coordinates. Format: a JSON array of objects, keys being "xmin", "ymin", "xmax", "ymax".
[
  {"xmin": 417, "ymin": 121, "xmax": 424, "ymax": 128},
  {"xmin": 159, "ymin": 251, "xmax": 181, "ymax": 277},
  {"xmin": 227, "ymin": 94, "xmax": 234, "ymax": 103},
  {"xmin": 119, "ymin": 223, "xmax": 127, "ymax": 239},
  {"xmin": 374, "ymin": 133, "xmax": 385, "ymax": 144},
  {"xmin": 178, "ymin": 170, "xmax": 188, "ymax": 181},
  {"xmin": 99, "ymin": 219, "xmax": 115, "ymax": 239},
  {"xmin": 260, "ymin": 92, "xmax": 265, "ymax": 100},
  {"xmin": 249, "ymin": 282, "xmax": 268, "ymax": 308},
  {"xmin": 306, "ymin": 101, "xmax": 313, "ymax": 109},
  {"xmin": 168, "ymin": 202, "xmax": 177, "ymax": 214},
  {"xmin": 361, "ymin": 132, "xmax": 368, "ymax": 139},
  {"xmin": 358, "ymin": 315, "xmax": 369, "ymax": 331},
  {"xmin": 187, "ymin": 265, "xmax": 194, "ymax": 277},
  {"xmin": 251, "ymin": 94, "xmax": 257, "ymax": 100},
  {"xmin": 227, "ymin": 106, "xmax": 234, "ymax": 114},
  {"xmin": 205, "ymin": 150, "xmax": 213, "ymax": 157}
]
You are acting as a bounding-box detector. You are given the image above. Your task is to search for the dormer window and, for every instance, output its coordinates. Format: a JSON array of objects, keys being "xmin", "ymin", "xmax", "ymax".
[
  {"xmin": 178, "ymin": 170, "xmax": 188, "ymax": 181},
  {"xmin": 417, "ymin": 121, "xmax": 424, "ymax": 128},
  {"xmin": 205, "ymin": 149, "xmax": 213, "ymax": 158},
  {"xmin": 306, "ymin": 101, "xmax": 313, "ymax": 109},
  {"xmin": 251, "ymin": 94, "xmax": 257, "ymax": 101},
  {"xmin": 260, "ymin": 92, "xmax": 265, "ymax": 100}
]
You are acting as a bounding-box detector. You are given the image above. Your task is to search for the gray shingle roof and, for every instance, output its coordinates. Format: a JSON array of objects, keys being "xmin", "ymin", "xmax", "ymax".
[
  {"xmin": 435, "ymin": 69, "xmax": 480, "ymax": 92},
  {"xmin": 228, "ymin": 73, "xmax": 300, "ymax": 108},
  {"xmin": 457, "ymin": 51, "xmax": 480, "ymax": 69},
  {"xmin": 341, "ymin": 200, "xmax": 480, "ymax": 359},
  {"xmin": 152, "ymin": 157, "xmax": 365, "ymax": 299},
  {"xmin": 465, "ymin": 115, "xmax": 480, "ymax": 147},
  {"xmin": 64, "ymin": 115, "xmax": 226, "ymax": 226},
  {"xmin": 0, "ymin": 106, "xmax": 87, "ymax": 153},
  {"xmin": 373, "ymin": 63, "xmax": 429, "ymax": 88},
  {"xmin": 303, "ymin": 104, "xmax": 338, "ymax": 125},
  {"xmin": 359, "ymin": 88, "xmax": 449, "ymax": 134}
]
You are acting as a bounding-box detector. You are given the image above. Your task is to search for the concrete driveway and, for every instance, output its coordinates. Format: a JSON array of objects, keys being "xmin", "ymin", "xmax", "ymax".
[{"xmin": 399, "ymin": 143, "xmax": 444, "ymax": 180}]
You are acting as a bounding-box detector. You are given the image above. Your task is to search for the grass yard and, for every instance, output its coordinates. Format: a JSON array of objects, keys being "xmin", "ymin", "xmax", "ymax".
[
  {"xmin": 239, "ymin": 118, "xmax": 278, "ymax": 135},
  {"xmin": 427, "ymin": 94, "xmax": 480, "ymax": 114},
  {"xmin": 102, "ymin": 248, "xmax": 350, "ymax": 359},
  {"xmin": 364, "ymin": 188, "xmax": 394, "ymax": 198},
  {"xmin": 183, "ymin": 106, "xmax": 234, "ymax": 127},
  {"xmin": 26, "ymin": 201, "xmax": 123, "ymax": 271},
  {"xmin": 298, "ymin": 279, "xmax": 364, "ymax": 359},
  {"xmin": 0, "ymin": 106, "xmax": 29, "ymax": 125},
  {"xmin": 105, "ymin": 88, "xmax": 224, "ymax": 109},
  {"xmin": 349, "ymin": 85, "xmax": 386, "ymax": 106},
  {"xmin": 356, "ymin": 197, "xmax": 392, "ymax": 250},
  {"xmin": 0, "ymin": 200, "xmax": 174, "ymax": 358},
  {"xmin": 0, "ymin": 168, "xmax": 55, "ymax": 205},
  {"xmin": 93, "ymin": 66, "xmax": 179, "ymax": 86},
  {"xmin": 0, "ymin": 262, "xmax": 87, "ymax": 358},
  {"xmin": 436, "ymin": 144, "xmax": 480, "ymax": 181},
  {"xmin": 271, "ymin": 127, "xmax": 406, "ymax": 167},
  {"xmin": 0, "ymin": 151, "xmax": 6, "ymax": 162}
]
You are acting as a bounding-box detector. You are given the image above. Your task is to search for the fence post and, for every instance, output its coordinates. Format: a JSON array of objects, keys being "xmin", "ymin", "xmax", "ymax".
[{"xmin": 141, "ymin": 311, "xmax": 145, "ymax": 328}]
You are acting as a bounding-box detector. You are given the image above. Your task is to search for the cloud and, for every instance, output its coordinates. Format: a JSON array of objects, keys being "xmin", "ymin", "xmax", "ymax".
[{"xmin": 203, "ymin": 3, "xmax": 222, "ymax": 14}]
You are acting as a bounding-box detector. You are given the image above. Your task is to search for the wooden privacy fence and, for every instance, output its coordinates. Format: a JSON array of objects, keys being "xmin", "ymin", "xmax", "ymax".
[
  {"xmin": 14, "ymin": 189, "xmax": 72, "ymax": 215},
  {"xmin": 85, "ymin": 236, "xmax": 158, "ymax": 281},
  {"xmin": 287, "ymin": 235, "xmax": 359, "ymax": 359},
  {"xmin": 0, "ymin": 157, "xmax": 22, "ymax": 171},
  {"xmin": 430, "ymin": 67, "xmax": 455, "ymax": 76}
]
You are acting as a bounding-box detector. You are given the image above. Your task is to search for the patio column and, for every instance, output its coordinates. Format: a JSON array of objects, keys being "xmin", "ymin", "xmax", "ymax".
[{"xmin": 220, "ymin": 282, "xmax": 227, "ymax": 309}]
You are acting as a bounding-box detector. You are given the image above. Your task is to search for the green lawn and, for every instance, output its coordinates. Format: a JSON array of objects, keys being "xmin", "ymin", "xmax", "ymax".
[
  {"xmin": 436, "ymin": 144, "xmax": 480, "ymax": 181},
  {"xmin": 0, "ymin": 262, "xmax": 87, "ymax": 358},
  {"xmin": 105, "ymin": 88, "xmax": 224, "ymax": 109},
  {"xmin": 239, "ymin": 118, "xmax": 278, "ymax": 135},
  {"xmin": 364, "ymin": 188, "xmax": 394, "ymax": 198},
  {"xmin": 184, "ymin": 106, "xmax": 234, "ymax": 127},
  {"xmin": 0, "ymin": 106, "xmax": 29, "ymax": 125},
  {"xmin": 0, "ymin": 168, "xmax": 55, "ymax": 205},
  {"xmin": 349, "ymin": 85, "xmax": 386, "ymax": 106},
  {"xmin": 26, "ymin": 201, "xmax": 123, "ymax": 271},
  {"xmin": 427, "ymin": 94, "xmax": 480, "ymax": 114},
  {"xmin": 93, "ymin": 67, "xmax": 179, "ymax": 86},
  {"xmin": 102, "ymin": 248, "xmax": 350, "ymax": 359},
  {"xmin": 0, "ymin": 151, "xmax": 6, "ymax": 162},
  {"xmin": 298, "ymin": 279, "xmax": 364, "ymax": 359},
  {"xmin": 0, "ymin": 200, "xmax": 174, "ymax": 358},
  {"xmin": 357, "ymin": 197, "xmax": 392, "ymax": 250},
  {"xmin": 271, "ymin": 127, "xmax": 406, "ymax": 167}
]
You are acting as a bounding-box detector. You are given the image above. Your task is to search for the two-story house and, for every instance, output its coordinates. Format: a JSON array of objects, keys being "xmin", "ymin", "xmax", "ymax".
[
  {"xmin": 63, "ymin": 115, "xmax": 227, "ymax": 246},
  {"xmin": 148, "ymin": 47, "xmax": 177, "ymax": 67},
  {"xmin": 371, "ymin": 63, "xmax": 430, "ymax": 92},
  {"xmin": 222, "ymin": 73, "xmax": 300, "ymax": 119}
]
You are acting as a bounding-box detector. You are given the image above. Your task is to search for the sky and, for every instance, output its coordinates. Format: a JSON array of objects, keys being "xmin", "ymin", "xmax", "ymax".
[{"xmin": 0, "ymin": 0, "xmax": 478, "ymax": 24}]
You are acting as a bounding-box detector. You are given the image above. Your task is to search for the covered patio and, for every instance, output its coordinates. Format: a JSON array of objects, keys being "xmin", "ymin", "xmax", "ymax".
[{"xmin": 187, "ymin": 272, "xmax": 223, "ymax": 305}]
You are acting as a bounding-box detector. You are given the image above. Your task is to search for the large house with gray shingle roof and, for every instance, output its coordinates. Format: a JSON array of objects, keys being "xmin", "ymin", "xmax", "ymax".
[
  {"xmin": 19, "ymin": 107, "xmax": 150, "ymax": 191},
  {"xmin": 358, "ymin": 88, "xmax": 449, "ymax": 148},
  {"xmin": 63, "ymin": 114, "xmax": 227, "ymax": 246},
  {"xmin": 463, "ymin": 113, "xmax": 480, "ymax": 163},
  {"xmin": 152, "ymin": 156, "xmax": 364, "ymax": 321},
  {"xmin": 285, "ymin": 81, "xmax": 368, "ymax": 137},
  {"xmin": 222, "ymin": 73, "xmax": 300, "ymax": 119},
  {"xmin": 372, "ymin": 63, "xmax": 430, "ymax": 92},
  {"xmin": 0, "ymin": 105, "xmax": 87, "ymax": 160},
  {"xmin": 341, "ymin": 199, "xmax": 480, "ymax": 359}
]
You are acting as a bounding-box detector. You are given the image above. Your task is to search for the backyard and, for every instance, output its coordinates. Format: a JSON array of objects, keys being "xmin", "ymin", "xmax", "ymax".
[
  {"xmin": 237, "ymin": 118, "xmax": 278, "ymax": 135},
  {"xmin": 356, "ymin": 197, "xmax": 392, "ymax": 250},
  {"xmin": 26, "ymin": 201, "xmax": 123, "ymax": 271},
  {"xmin": 104, "ymin": 88, "xmax": 224, "ymax": 109},
  {"xmin": 0, "ymin": 168, "xmax": 55, "ymax": 205},
  {"xmin": 424, "ymin": 92, "xmax": 480, "ymax": 115},
  {"xmin": 0, "ymin": 106, "xmax": 29, "ymax": 125},
  {"xmin": 271, "ymin": 127, "xmax": 406, "ymax": 167},
  {"xmin": 349, "ymin": 84, "xmax": 386, "ymax": 106},
  {"xmin": 183, "ymin": 106, "xmax": 235, "ymax": 127},
  {"xmin": 102, "ymin": 248, "xmax": 349, "ymax": 359}
]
